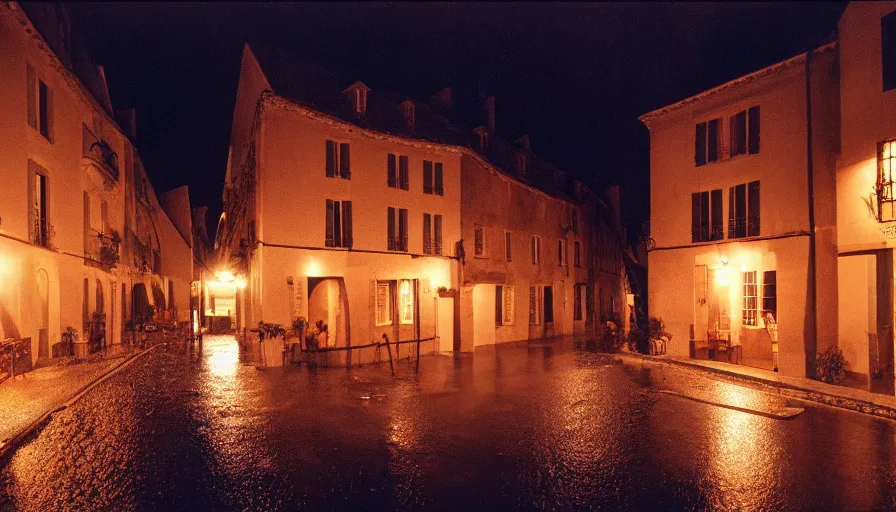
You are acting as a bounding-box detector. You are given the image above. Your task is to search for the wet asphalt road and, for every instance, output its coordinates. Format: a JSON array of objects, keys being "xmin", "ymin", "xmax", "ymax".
[{"xmin": 2, "ymin": 335, "xmax": 896, "ymax": 511}]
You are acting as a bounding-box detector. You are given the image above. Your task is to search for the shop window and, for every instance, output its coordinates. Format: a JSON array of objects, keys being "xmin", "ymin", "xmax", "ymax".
[
  {"xmin": 375, "ymin": 281, "xmax": 393, "ymax": 326},
  {"xmin": 399, "ymin": 279, "xmax": 414, "ymax": 324}
]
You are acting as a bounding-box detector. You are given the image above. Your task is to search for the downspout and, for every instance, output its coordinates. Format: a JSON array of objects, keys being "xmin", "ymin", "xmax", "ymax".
[{"xmin": 805, "ymin": 49, "xmax": 818, "ymax": 377}]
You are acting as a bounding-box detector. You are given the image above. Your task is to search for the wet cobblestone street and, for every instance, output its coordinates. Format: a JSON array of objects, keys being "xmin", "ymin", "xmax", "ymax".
[{"xmin": 2, "ymin": 335, "xmax": 896, "ymax": 511}]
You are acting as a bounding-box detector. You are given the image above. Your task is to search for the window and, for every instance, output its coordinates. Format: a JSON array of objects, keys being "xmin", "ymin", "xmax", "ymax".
[
  {"xmin": 387, "ymin": 207, "xmax": 408, "ymax": 251},
  {"xmin": 531, "ymin": 235, "xmax": 540, "ymax": 265},
  {"xmin": 571, "ymin": 208, "xmax": 579, "ymax": 233},
  {"xmin": 762, "ymin": 270, "xmax": 777, "ymax": 320},
  {"xmin": 495, "ymin": 285, "xmax": 514, "ymax": 326},
  {"xmin": 504, "ymin": 231, "xmax": 512, "ymax": 262},
  {"xmin": 878, "ymin": 139, "xmax": 896, "ymax": 222},
  {"xmin": 516, "ymin": 153, "xmax": 527, "ymax": 178},
  {"xmin": 883, "ymin": 11, "xmax": 896, "ymax": 91},
  {"xmin": 399, "ymin": 279, "xmax": 414, "ymax": 324},
  {"xmin": 423, "ymin": 160, "xmax": 433, "ymax": 194},
  {"xmin": 691, "ymin": 189, "xmax": 723, "ymax": 242},
  {"xmin": 101, "ymin": 200, "xmax": 109, "ymax": 235},
  {"xmin": 325, "ymin": 200, "xmax": 353, "ymax": 248},
  {"xmin": 574, "ymin": 240, "xmax": 581, "ymax": 267},
  {"xmin": 422, "ymin": 214, "xmax": 442, "ymax": 255},
  {"xmin": 728, "ymin": 181, "xmax": 760, "ymax": 238},
  {"xmin": 375, "ymin": 281, "xmax": 393, "ymax": 325},
  {"xmin": 31, "ymin": 168, "xmax": 49, "ymax": 247},
  {"xmin": 424, "ymin": 214, "xmax": 432, "ymax": 254},
  {"xmin": 557, "ymin": 239, "xmax": 564, "ymax": 266},
  {"xmin": 27, "ymin": 63, "xmax": 53, "ymax": 142},
  {"xmin": 729, "ymin": 106, "xmax": 760, "ymax": 157},
  {"xmin": 388, "ymin": 154, "xmax": 409, "ymax": 190},
  {"xmin": 433, "ymin": 215, "xmax": 442, "ymax": 255},
  {"xmin": 695, "ymin": 118, "xmax": 721, "ymax": 166},
  {"xmin": 742, "ymin": 271, "xmax": 758, "ymax": 326},
  {"xmin": 474, "ymin": 224, "xmax": 486, "ymax": 257},
  {"xmin": 529, "ymin": 285, "xmax": 542, "ymax": 325},
  {"xmin": 434, "ymin": 162, "xmax": 444, "ymax": 196},
  {"xmin": 325, "ymin": 140, "xmax": 351, "ymax": 179},
  {"xmin": 574, "ymin": 283, "xmax": 586, "ymax": 321}
]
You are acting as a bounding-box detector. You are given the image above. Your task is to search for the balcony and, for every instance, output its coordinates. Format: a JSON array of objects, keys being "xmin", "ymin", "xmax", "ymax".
[
  {"xmin": 82, "ymin": 125, "xmax": 119, "ymax": 182},
  {"xmin": 85, "ymin": 229, "xmax": 121, "ymax": 269}
]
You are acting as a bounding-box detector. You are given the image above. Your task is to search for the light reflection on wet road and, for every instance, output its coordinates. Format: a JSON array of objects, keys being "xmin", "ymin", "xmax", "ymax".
[{"xmin": 3, "ymin": 335, "xmax": 896, "ymax": 510}]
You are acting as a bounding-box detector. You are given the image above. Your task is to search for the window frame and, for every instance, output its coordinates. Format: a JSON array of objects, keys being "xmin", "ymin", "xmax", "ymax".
[
  {"xmin": 742, "ymin": 270, "xmax": 758, "ymax": 327},
  {"xmin": 399, "ymin": 279, "xmax": 415, "ymax": 325},
  {"xmin": 878, "ymin": 139, "xmax": 896, "ymax": 222},
  {"xmin": 762, "ymin": 270, "xmax": 777, "ymax": 321},
  {"xmin": 375, "ymin": 280, "xmax": 394, "ymax": 326},
  {"xmin": 474, "ymin": 224, "xmax": 487, "ymax": 258},
  {"xmin": 496, "ymin": 285, "xmax": 515, "ymax": 326},
  {"xmin": 574, "ymin": 240, "xmax": 581, "ymax": 267},
  {"xmin": 325, "ymin": 140, "xmax": 351, "ymax": 179},
  {"xmin": 504, "ymin": 230, "xmax": 512, "ymax": 262}
]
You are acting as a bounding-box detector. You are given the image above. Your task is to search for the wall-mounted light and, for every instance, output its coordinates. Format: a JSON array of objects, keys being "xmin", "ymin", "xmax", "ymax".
[{"xmin": 720, "ymin": 255, "xmax": 729, "ymax": 266}]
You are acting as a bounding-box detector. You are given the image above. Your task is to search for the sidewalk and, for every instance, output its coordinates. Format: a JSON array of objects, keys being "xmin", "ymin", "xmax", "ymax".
[
  {"xmin": 0, "ymin": 344, "xmax": 151, "ymax": 458},
  {"xmin": 616, "ymin": 352, "xmax": 896, "ymax": 420}
]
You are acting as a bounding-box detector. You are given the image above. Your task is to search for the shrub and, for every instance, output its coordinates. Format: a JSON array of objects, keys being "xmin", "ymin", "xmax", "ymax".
[
  {"xmin": 627, "ymin": 316, "xmax": 671, "ymax": 354},
  {"xmin": 598, "ymin": 319, "xmax": 623, "ymax": 353},
  {"xmin": 815, "ymin": 346, "xmax": 848, "ymax": 384}
]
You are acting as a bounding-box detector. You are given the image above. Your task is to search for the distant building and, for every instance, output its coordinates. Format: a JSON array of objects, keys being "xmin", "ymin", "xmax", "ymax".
[
  {"xmin": 641, "ymin": 1, "xmax": 896, "ymax": 387},
  {"xmin": 0, "ymin": 2, "xmax": 193, "ymax": 366},
  {"xmin": 216, "ymin": 43, "xmax": 628, "ymax": 363}
]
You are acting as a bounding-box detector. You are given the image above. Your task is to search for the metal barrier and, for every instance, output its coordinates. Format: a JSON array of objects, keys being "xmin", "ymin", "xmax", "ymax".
[
  {"xmin": 289, "ymin": 335, "xmax": 440, "ymax": 372},
  {"xmin": 0, "ymin": 337, "xmax": 32, "ymax": 383}
]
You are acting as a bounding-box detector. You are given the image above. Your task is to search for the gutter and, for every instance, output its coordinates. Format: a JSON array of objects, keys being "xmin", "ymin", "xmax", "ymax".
[{"xmin": 805, "ymin": 49, "xmax": 819, "ymax": 377}]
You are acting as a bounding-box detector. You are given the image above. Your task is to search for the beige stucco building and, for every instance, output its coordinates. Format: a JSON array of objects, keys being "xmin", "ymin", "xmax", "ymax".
[
  {"xmin": 216, "ymin": 44, "xmax": 627, "ymax": 363},
  {"xmin": 642, "ymin": 1, "xmax": 896, "ymax": 387},
  {"xmin": 0, "ymin": 3, "xmax": 194, "ymax": 367}
]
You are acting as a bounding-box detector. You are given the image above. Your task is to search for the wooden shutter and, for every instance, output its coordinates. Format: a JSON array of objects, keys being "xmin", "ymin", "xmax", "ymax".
[
  {"xmin": 333, "ymin": 201, "xmax": 342, "ymax": 247},
  {"xmin": 558, "ymin": 240, "xmax": 563, "ymax": 266},
  {"xmin": 884, "ymin": 12, "xmax": 896, "ymax": 91},
  {"xmin": 475, "ymin": 225, "xmax": 484, "ymax": 256},
  {"xmin": 399, "ymin": 208, "xmax": 408, "ymax": 251},
  {"xmin": 691, "ymin": 192, "xmax": 700, "ymax": 243},
  {"xmin": 423, "ymin": 213, "xmax": 432, "ymax": 254},
  {"xmin": 504, "ymin": 286, "xmax": 514, "ymax": 325},
  {"xmin": 707, "ymin": 119, "xmax": 719, "ymax": 162},
  {"xmin": 339, "ymin": 143, "xmax": 351, "ymax": 179},
  {"xmin": 342, "ymin": 201, "xmax": 352, "ymax": 248},
  {"xmin": 700, "ymin": 191, "xmax": 709, "ymax": 242},
  {"xmin": 731, "ymin": 111, "xmax": 747, "ymax": 156},
  {"xmin": 505, "ymin": 231, "xmax": 512, "ymax": 261},
  {"xmin": 325, "ymin": 200, "xmax": 335, "ymax": 246},
  {"xmin": 387, "ymin": 207, "xmax": 396, "ymax": 250},
  {"xmin": 83, "ymin": 191, "xmax": 91, "ymax": 247},
  {"xmin": 38, "ymin": 81, "xmax": 49, "ymax": 140},
  {"xmin": 27, "ymin": 62, "xmax": 36, "ymax": 129},
  {"xmin": 529, "ymin": 286, "xmax": 537, "ymax": 325},
  {"xmin": 495, "ymin": 286, "xmax": 503, "ymax": 325},
  {"xmin": 434, "ymin": 162, "xmax": 444, "ymax": 195},
  {"xmin": 399, "ymin": 156, "xmax": 409, "ymax": 190},
  {"xmin": 748, "ymin": 181, "xmax": 760, "ymax": 237},
  {"xmin": 326, "ymin": 140, "xmax": 336, "ymax": 177},
  {"xmin": 735, "ymin": 183, "xmax": 747, "ymax": 238},
  {"xmin": 387, "ymin": 154, "xmax": 397, "ymax": 187},
  {"xmin": 728, "ymin": 187, "xmax": 735, "ymax": 239},
  {"xmin": 711, "ymin": 189, "xmax": 723, "ymax": 240},
  {"xmin": 434, "ymin": 215, "xmax": 442, "ymax": 255},
  {"xmin": 748, "ymin": 106, "xmax": 760, "ymax": 154},
  {"xmin": 423, "ymin": 160, "xmax": 433, "ymax": 193},
  {"xmin": 695, "ymin": 122, "xmax": 707, "ymax": 166}
]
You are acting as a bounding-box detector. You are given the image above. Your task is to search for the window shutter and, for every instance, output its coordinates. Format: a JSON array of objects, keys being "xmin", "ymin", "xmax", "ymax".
[
  {"xmin": 326, "ymin": 141, "xmax": 336, "ymax": 177},
  {"xmin": 434, "ymin": 162, "xmax": 444, "ymax": 195},
  {"xmin": 707, "ymin": 119, "xmax": 719, "ymax": 162},
  {"xmin": 387, "ymin": 154, "xmax": 397, "ymax": 187},
  {"xmin": 326, "ymin": 199, "xmax": 335, "ymax": 246},
  {"xmin": 558, "ymin": 239, "xmax": 563, "ymax": 266},
  {"xmin": 531, "ymin": 236, "xmax": 536, "ymax": 264},
  {"xmin": 399, "ymin": 156, "xmax": 409, "ymax": 190},
  {"xmin": 387, "ymin": 207, "xmax": 396, "ymax": 250},
  {"xmin": 728, "ymin": 187, "xmax": 735, "ymax": 239},
  {"xmin": 700, "ymin": 191, "xmax": 709, "ymax": 242},
  {"xmin": 505, "ymin": 231, "xmax": 512, "ymax": 261},
  {"xmin": 529, "ymin": 286, "xmax": 537, "ymax": 325},
  {"xmin": 748, "ymin": 106, "xmax": 760, "ymax": 154},
  {"xmin": 883, "ymin": 12, "xmax": 896, "ymax": 91},
  {"xmin": 38, "ymin": 81, "xmax": 49, "ymax": 140},
  {"xmin": 504, "ymin": 286, "xmax": 514, "ymax": 325},
  {"xmin": 333, "ymin": 200, "xmax": 342, "ymax": 247},
  {"xmin": 748, "ymin": 181, "xmax": 760, "ymax": 237},
  {"xmin": 475, "ymin": 225, "xmax": 484, "ymax": 256},
  {"xmin": 735, "ymin": 183, "xmax": 747, "ymax": 238},
  {"xmin": 27, "ymin": 63, "xmax": 36, "ymax": 129},
  {"xmin": 342, "ymin": 201, "xmax": 353, "ymax": 248},
  {"xmin": 434, "ymin": 215, "xmax": 442, "ymax": 255},
  {"xmin": 423, "ymin": 160, "xmax": 433, "ymax": 194},
  {"xmin": 339, "ymin": 143, "xmax": 351, "ymax": 179},
  {"xmin": 495, "ymin": 286, "xmax": 503, "ymax": 325},
  {"xmin": 695, "ymin": 122, "xmax": 707, "ymax": 166},
  {"xmin": 731, "ymin": 111, "xmax": 747, "ymax": 156},
  {"xmin": 711, "ymin": 189, "xmax": 723, "ymax": 240},
  {"xmin": 83, "ymin": 191, "xmax": 90, "ymax": 245},
  {"xmin": 423, "ymin": 213, "xmax": 432, "ymax": 254},
  {"xmin": 399, "ymin": 208, "xmax": 408, "ymax": 251},
  {"xmin": 46, "ymin": 86, "xmax": 54, "ymax": 142},
  {"xmin": 691, "ymin": 192, "xmax": 700, "ymax": 243}
]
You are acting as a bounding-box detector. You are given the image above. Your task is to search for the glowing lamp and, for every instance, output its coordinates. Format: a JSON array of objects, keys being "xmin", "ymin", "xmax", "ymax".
[
  {"xmin": 215, "ymin": 270, "xmax": 235, "ymax": 283},
  {"xmin": 236, "ymin": 278, "xmax": 247, "ymax": 289}
]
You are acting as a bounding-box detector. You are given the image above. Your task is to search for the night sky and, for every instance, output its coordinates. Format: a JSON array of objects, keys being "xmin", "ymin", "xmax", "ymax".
[{"xmin": 66, "ymin": 2, "xmax": 847, "ymax": 240}]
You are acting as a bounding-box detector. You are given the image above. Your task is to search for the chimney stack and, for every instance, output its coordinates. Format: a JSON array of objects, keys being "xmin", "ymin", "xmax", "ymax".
[{"xmin": 485, "ymin": 96, "xmax": 495, "ymax": 135}]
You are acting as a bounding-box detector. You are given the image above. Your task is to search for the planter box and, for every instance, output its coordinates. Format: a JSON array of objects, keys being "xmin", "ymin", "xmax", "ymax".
[
  {"xmin": 73, "ymin": 342, "xmax": 89, "ymax": 359},
  {"xmin": 260, "ymin": 338, "xmax": 285, "ymax": 367}
]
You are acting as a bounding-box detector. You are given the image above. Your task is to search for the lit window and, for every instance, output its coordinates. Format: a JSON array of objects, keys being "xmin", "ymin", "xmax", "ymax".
[
  {"xmin": 399, "ymin": 279, "xmax": 414, "ymax": 324},
  {"xmin": 376, "ymin": 281, "xmax": 393, "ymax": 326},
  {"xmin": 743, "ymin": 271, "xmax": 758, "ymax": 326},
  {"xmin": 879, "ymin": 139, "xmax": 896, "ymax": 222}
]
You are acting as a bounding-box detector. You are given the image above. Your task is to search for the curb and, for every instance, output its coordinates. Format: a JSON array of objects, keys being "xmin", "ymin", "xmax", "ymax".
[
  {"xmin": 615, "ymin": 352, "xmax": 896, "ymax": 421},
  {"xmin": 0, "ymin": 344, "xmax": 159, "ymax": 462}
]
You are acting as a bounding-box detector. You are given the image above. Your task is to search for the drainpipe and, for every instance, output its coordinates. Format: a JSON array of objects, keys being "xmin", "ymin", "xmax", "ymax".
[{"xmin": 805, "ymin": 49, "xmax": 818, "ymax": 378}]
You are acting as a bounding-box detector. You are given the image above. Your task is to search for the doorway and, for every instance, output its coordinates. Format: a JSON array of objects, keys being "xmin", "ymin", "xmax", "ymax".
[
  {"xmin": 308, "ymin": 277, "xmax": 349, "ymax": 348},
  {"xmin": 543, "ymin": 286, "xmax": 554, "ymax": 337}
]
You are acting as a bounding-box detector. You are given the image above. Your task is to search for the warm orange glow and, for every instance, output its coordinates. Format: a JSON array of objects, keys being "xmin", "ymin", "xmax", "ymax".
[
  {"xmin": 236, "ymin": 278, "xmax": 247, "ymax": 289},
  {"xmin": 215, "ymin": 270, "xmax": 235, "ymax": 283}
]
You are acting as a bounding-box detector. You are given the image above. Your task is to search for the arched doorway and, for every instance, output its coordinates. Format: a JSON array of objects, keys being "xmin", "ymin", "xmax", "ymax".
[
  {"xmin": 35, "ymin": 269, "xmax": 49, "ymax": 359},
  {"xmin": 307, "ymin": 277, "xmax": 349, "ymax": 348},
  {"xmin": 132, "ymin": 283, "xmax": 150, "ymax": 324}
]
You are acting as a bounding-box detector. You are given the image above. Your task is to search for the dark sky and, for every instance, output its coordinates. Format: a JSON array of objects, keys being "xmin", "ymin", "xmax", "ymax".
[{"xmin": 66, "ymin": 2, "xmax": 846, "ymax": 238}]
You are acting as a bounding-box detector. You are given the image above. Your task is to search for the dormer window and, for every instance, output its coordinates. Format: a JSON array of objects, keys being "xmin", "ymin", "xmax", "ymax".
[
  {"xmin": 516, "ymin": 152, "xmax": 527, "ymax": 178},
  {"xmin": 399, "ymin": 100, "xmax": 415, "ymax": 130},
  {"xmin": 342, "ymin": 81, "xmax": 370, "ymax": 115},
  {"xmin": 473, "ymin": 126, "xmax": 488, "ymax": 155}
]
